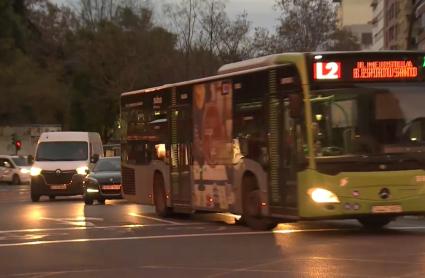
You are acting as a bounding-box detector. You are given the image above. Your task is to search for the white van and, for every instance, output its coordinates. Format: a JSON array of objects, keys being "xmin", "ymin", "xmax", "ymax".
[{"xmin": 30, "ymin": 132, "xmax": 103, "ymax": 202}]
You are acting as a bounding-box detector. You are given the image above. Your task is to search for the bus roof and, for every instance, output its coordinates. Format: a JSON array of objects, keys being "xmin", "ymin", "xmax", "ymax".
[
  {"xmin": 121, "ymin": 63, "xmax": 290, "ymax": 97},
  {"xmin": 121, "ymin": 51, "xmax": 425, "ymax": 97}
]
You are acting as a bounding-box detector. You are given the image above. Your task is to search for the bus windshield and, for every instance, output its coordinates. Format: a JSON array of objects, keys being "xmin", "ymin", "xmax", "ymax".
[
  {"xmin": 36, "ymin": 142, "xmax": 88, "ymax": 161},
  {"xmin": 311, "ymin": 83, "xmax": 425, "ymax": 159}
]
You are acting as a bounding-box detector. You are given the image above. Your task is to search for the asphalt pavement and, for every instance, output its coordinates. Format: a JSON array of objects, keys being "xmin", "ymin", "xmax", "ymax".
[{"xmin": 1, "ymin": 183, "xmax": 425, "ymax": 278}]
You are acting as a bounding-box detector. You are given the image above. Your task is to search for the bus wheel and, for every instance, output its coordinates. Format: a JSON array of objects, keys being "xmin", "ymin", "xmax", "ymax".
[
  {"xmin": 242, "ymin": 177, "xmax": 277, "ymax": 230},
  {"xmin": 357, "ymin": 216, "xmax": 393, "ymax": 230},
  {"xmin": 31, "ymin": 193, "xmax": 40, "ymax": 202},
  {"xmin": 153, "ymin": 173, "xmax": 172, "ymax": 217}
]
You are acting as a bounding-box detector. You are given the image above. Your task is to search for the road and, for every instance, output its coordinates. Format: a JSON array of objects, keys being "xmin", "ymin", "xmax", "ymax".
[{"xmin": 1, "ymin": 184, "xmax": 425, "ymax": 278}]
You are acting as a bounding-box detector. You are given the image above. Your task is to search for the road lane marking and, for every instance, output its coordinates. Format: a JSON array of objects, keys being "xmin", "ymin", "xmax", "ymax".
[
  {"xmin": 0, "ymin": 224, "xmax": 424, "ymax": 248},
  {"xmin": 40, "ymin": 217, "xmax": 104, "ymax": 227},
  {"xmin": 141, "ymin": 265, "xmax": 383, "ymax": 278},
  {"xmin": 0, "ymin": 223, "xmax": 204, "ymax": 234},
  {"xmin": 0, "ymin": 226, "xmax": 394, "ymax": 248},
  {"xmin": 0, "ymin": 231, "xmax": 273, "ymax": 247},
  {"xmin": 128, "ymin": 212, "xmax": 183, "ymax": 225}
]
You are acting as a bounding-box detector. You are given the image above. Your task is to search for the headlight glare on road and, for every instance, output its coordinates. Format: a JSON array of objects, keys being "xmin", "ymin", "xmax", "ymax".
[
  {"xmin": 76, "ymin": 166, "xmax": 89, "ymax": 175},
  {"xmin": 30, "ymin": 167, "xmax": 42, "ymax": 176},
  {"xmin": 309, "ymin": 188, "xmax": 340, "ymax": 204}
]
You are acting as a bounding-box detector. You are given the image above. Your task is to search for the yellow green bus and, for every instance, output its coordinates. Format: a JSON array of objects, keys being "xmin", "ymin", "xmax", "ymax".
[{"xmin": 120, "ymin": 51, "xmax": 425, "ymax": 230}]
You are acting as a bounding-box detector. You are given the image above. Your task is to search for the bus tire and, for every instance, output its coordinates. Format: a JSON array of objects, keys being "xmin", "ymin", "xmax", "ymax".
[
  {"xmin": 153, "ymin": 173, "xmax": 172, "ymax": 217},
  {"xmin": 49, "ymin": 195, "xmax": 55, "ymax": 200},
  {"xmin": 357, "ymin": 216, "xmax": 393, "ymax": 230},
  {"xmin": 31, "ymin": 193, "xmax": 40, "ymax": 202},
  {"xmin": 242, "ymin": 175, "xmax": 278, "ymax": 231}
]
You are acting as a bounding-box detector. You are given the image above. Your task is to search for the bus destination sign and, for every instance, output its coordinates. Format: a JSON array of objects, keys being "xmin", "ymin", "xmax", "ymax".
[
  {"xmin": 311, "ymin": 53, "xmax": 425, "ymax": 82},
  {"xmin": 352, "ymin": 60, "xmax": 418, "ymax": 79}
]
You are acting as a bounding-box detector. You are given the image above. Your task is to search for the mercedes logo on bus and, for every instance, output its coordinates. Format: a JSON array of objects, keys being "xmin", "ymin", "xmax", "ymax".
[
  {"xmin": 379, "ymin": 188, "xmax": 390, "ymax": 200},
  {"xmin": 55, "ymin": 169, "xmax": 62, "ymax": 175}
]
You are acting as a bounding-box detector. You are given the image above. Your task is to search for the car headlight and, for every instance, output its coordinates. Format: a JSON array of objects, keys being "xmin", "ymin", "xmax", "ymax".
[
  {"xmin": 20, "ymin": 168, "xmax": 30, "ymax": 174},
  {"xmin": 76, "ymin": 166, "xmax": 89, "ymax": 175},
  {"xmin": 309, "ymin": 188, "xmax": 340, "ymax": 204},
  {"xmin": 30, "ymin": 167, "xmax": 42, "ymax": 176}
]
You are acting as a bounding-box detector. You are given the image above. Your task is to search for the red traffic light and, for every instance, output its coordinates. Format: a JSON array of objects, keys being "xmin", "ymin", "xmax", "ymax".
[{"xmin": 15, "ymin": 140, "xmax": 22, "ymax": 149}]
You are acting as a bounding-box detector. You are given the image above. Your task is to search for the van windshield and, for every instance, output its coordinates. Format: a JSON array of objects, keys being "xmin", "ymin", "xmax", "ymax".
[{"xmin": 36, "ymin": 142, "xmax": 88, "ymax": 161}]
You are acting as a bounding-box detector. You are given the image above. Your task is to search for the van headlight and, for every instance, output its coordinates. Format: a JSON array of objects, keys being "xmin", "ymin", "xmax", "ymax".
[
  {"xmin": 76, "ymin": 166, "xmax": 89, "ymax": 175},
  {"xmin": 30, "ymin": 167, "xmax": 42, "ymax": 176},
  {"xmin": 308, "ymin": 188, "xmax": 340, "ymax": 204},
  {"xmin": 20, "ymin": 168, "xmax": 30, "ymax": 174}
]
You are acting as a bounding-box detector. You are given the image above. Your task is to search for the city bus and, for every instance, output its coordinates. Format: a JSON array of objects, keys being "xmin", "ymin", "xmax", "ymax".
[{"xmin": 120, "ymin": 51, "xmax": 425, "ymax": 230}]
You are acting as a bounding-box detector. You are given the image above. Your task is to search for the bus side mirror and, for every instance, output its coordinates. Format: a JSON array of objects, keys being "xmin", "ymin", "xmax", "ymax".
[
  {"xmin": 90, "ymin": 154, "xmax": 99, "ymax": 164},
  {"xmin": 289, "ymin": 94, "xmax": 303, "ymax": 118}
]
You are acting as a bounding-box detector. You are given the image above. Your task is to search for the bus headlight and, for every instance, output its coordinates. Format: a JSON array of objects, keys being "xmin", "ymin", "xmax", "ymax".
[
  {"xmin": 30, "ymin": 167, "xmax": 42, "ymax": 176},
  {"xmin": 76, "ymin": 166, "xmax": 89, "ymax": 175},
  {"xmin": 309, "ymin": 188, "xmax": 340, "ymax": 204}
]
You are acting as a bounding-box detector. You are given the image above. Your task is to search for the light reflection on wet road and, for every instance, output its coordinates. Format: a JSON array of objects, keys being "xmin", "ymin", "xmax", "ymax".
[{"xmin": 1, "ymin": 184, "xmax": 425, "ymax": 278}]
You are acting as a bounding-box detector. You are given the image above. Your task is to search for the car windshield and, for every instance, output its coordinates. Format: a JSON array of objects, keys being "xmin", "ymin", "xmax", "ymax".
[
  {"xmin": 36, "ymin": 142, "xmax": 88, "ymax": 161},
  {"xmin": 12, "ymin": 157, "xmax": 29, "ymax": 166},
  {"xmin": 93, "ymin": 158, "xmax": 121, "ymax": 172},
  {"xmin": 311, "ymin": 83, "xmax": 425, "ymax": 158}
]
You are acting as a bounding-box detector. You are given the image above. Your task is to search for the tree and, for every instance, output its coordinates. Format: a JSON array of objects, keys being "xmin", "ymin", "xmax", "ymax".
[
  {"xmin": 274, "ymin": 0, "xmax": 337, "ymax": 52},
  {"xmin": 327, "ymin": 29, "xmax": 361, "ymax": 51},
  {"xmin": 67, "ymin": 4, "xmax": 179, "ymax": 141},
  {"xmin": 163, "ymin": 0, "xmax": 200, "ymax": 77},
  {"xmin": 0, "ymin": 0, "xmax": 68, "ymax": 126}
]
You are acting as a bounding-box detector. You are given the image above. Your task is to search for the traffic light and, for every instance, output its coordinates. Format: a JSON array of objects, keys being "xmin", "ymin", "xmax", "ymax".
[{"xmin": 15, "ymin": 140, "xmax": 22, "ymax": 151}]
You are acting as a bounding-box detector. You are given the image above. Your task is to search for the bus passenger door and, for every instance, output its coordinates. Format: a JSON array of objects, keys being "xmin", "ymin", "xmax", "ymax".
[
  {"xmin": 170, "ymin": 105, "xmax": 192, "ymax": 209},
  {"xmin": 268, "ymin": 66, "xmax": 301, "ymax": 216}
]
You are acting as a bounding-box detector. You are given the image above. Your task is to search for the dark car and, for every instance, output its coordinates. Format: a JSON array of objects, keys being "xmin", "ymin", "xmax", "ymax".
[{"xmin": 83, "ymin": 156, "xmax": 122, "ymax": 205}]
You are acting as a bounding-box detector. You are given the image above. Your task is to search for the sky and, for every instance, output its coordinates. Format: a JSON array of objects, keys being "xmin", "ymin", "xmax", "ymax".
[{"xmin": 52, "ymin": 0, "xmax": 280, "ymax": 31}]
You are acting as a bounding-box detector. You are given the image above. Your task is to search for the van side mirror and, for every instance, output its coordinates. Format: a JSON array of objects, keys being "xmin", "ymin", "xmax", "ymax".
[
  {"xmin": 289, "ymin": 94, "xmax": 303, "ymax": 118},
  {"xmin": 90, "ymin": 154, "xmax": 99, "ymax": 164}
]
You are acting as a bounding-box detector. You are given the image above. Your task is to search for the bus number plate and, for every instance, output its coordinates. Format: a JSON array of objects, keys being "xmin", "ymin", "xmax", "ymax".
[{"xmin": 371, "ymin": 205, "xmax": 402, "ymax": 214}]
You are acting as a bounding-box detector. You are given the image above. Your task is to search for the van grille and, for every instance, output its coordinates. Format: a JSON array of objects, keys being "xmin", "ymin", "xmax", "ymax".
[
  {"xmin": 122, "ymin": 167, "xmax": 136, "ymax": 195},
  {"xmin": 41, "ymin": 170, "xmax": 76, "ymax": 185}
]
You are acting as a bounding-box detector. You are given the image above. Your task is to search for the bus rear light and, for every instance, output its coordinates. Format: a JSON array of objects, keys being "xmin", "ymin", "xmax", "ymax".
[{"xmin": 261, "ymin": 202, "xmax": 267, "ymax": 207}]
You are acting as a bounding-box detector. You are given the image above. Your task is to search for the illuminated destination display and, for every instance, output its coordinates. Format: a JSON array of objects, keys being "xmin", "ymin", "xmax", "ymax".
[
  {"xmin": 353, "ymin": 60, "xmax": 419, "ymax": 79},
  {"xmin": 311, "ymin": 53, "xmax": 425, "ymax": 83}
]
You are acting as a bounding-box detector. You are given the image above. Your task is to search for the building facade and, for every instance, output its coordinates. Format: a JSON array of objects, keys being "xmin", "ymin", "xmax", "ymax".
[
  {"xmin": 336, "ymin": 0, "xmax": 374, "ymax": 50},
  {"xmin": 371, "ymin": 0, "xmax": 385, "ymax": 49},
  {"xmin": 372, "ymin": 0, "xmax": 425, "ymax": 50},
  {"xmin": 414, "ymin": 0, "xmax": 425, "ymax": 50}
]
